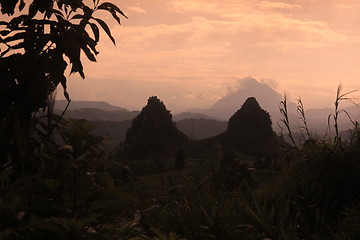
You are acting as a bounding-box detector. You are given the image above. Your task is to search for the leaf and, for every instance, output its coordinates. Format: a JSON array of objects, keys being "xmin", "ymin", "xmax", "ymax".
[
  {"xmin": 81, "ymin": 44, "xmax": 96, "ymax": 62},
  {"xmin": 77, "ymin": 28, "xmax": 98, "ymax": 54},
  {"xmin": 109, "ymin": 9, "xmax": 121, "ymax": 24},
  {"xmin": 0, "ymin": 48, "xmax": 10, "ymax": 57},
  {"xmin": 89, "ymin": 23, "xmax": 99, "ymax": 42},
  {"xmin": 92, "ymin": 17, "xmax": 115, "ymax": 45},
  {"xmin": 19, "ymin": 0, "xmax": 25, "ymax": 11},
  {"xmin": 97, "ymin": 2, "xmax": 128, "ymax": 25},
  {"xmin": 51, "ymin": 9, "xmax": 64, "ymax": 18},
  {"xmin": 71, "ymin": 14, "xmax": 84, "ymax": 20},
  {"xmin": 29, "ymin": 2, "xmax": 37, "ymax": 18},
  {"xmin": 2, "ymin": 31, "xmax": 28, "ymax": 43},
  {"xmin": 0, "ymin": 30, "xmax": 11, "ymax": 36},
  {"xmin": 10, "ymin": 42, "xmax": 25, "ymax": 50},
  {"xmin": 45, "ymin": 9, "xmax": 52, "ymax": 19},
  {"xmin": 97, "ymin": 2, "xmax": 127, "ymax": 18}
]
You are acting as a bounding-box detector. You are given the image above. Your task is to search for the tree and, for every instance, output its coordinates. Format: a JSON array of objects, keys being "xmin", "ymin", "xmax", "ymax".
[
  {"xmin": 58, "ymin": 118, "xmax": 104, "ymax": 159},
  {"xmin": 0, "ymin": 0, "xmax": 126, "ymax": 120},
  {"xmin": 0, "ymin": 3, "xmax": 134, "ymax": 237},
  {"xmin": 0, "ymin": 0, "xmax": 126, "ymax": 173}
]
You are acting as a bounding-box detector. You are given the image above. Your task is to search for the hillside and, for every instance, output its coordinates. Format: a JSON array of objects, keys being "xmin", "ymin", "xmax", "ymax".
[
  {"xmin": 176, "ymin": 118, "xmax": 227, "ymax": 139},
  {"xmin": 91, "ymin": 120, "xmax": 132, "ymax": 153},
  {"xmin": 55, "ymin": 100, "xmax": 128, "ymax": 111},
  {"xmin": 215, "ymin": 97, "xmax": 278, "ymax": 158},
  {"xmin": 122, "ymin": 96, "xmax": 188, "ymax": 158},
  {"xmin": 54, "ymin": 98, "xmax": 360, "ymax": 153},
  {"xmin": 173, "ymin": 112, "xmax": 217, "ymax": 121},
  {"xmin": 58, "ymin": 108, "xmax": 139, "ymax": 122}
]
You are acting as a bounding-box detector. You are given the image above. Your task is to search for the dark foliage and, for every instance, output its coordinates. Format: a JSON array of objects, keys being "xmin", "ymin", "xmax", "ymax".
[
  {"xmin": 0, "ymin": 0, "xmax": 126, "ymax": 120},
  {"xmin": 0, "ymin": 0, "xmax": 126, "ymax": 176},
  {"xmin": 0, "ymin": 1, "xmax": 136, "ymax": 239},
  {"xmin": 220, "ymin": 150, "xmax": 253, "ymax": 190},
  {"xmin": 175, "ymin": 148, "xmax": 186, "ymax": 169}
]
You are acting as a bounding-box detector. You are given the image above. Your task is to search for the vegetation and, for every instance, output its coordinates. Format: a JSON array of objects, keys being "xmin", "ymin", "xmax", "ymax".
[
  {"xmin": 1, "ymin": 1, "xmax": 359, "ymax": 239},
  {"xmin": 0, "ymin": 0, "xmax": 126, "ymax": 175},
  {"xmin": 2, "ymin": 87, "xmax": 360, "ymax": 240}
]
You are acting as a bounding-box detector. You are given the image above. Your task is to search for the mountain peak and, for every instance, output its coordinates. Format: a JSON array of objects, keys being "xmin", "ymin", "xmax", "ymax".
[
  {"xmin": 123, "ymin": 96, "xmax": 187, "ymax": 157},
  {"xmin": 218, "ymin": 97, "xmax": 277, "ymax": 157},
  {"xmin": 209, "ymin": 78, "xmax": 295, "ymax": 120}
]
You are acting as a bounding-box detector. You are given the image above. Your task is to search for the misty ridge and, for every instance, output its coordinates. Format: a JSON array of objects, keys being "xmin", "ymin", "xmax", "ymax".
[{"xmin": 55, "ymin": 77, "xmax": 360, "ymax": 152}]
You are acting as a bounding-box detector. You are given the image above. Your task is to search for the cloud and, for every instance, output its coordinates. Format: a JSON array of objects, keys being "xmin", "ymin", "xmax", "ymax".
[
  {"xmin": 115, "ymin": 1, "xmax": 350, "ymax": 51},
  {"xmin": 168, "ymin": 0, "xmax": 220, "ymax": 14},
  {"xmin": 126, "ymin": 6, "xmax": 147, "ymax": 14},
  {"xmin": 72, "ymin": 0, "xmax": 360, "ymax": 111},
  {"xmin": 258, "ymin": 1, "xmax": 301, "ymax": 10}
]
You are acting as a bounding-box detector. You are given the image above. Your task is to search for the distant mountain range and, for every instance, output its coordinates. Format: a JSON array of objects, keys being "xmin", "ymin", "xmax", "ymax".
[
  {"xmin": 57, "ymin": 108, "xmax": 140, "ymax": 122},
  {"xmin": 191, "ymin": 78, "xmax": 359, "ymax": 133},
  {"xmin": 173, "ymin": 112, "xmax": 218, "ymax": 121},
  {"xmin": 55, "ymin": 80, "xmax": 360, "ymax": 152},
  {"xmin": 55, "ymin": 100, "xmax": 128, "ymax": 111},
  {"xmin": 54, "ymin": 100, "xmax": 228, "ymax": 152},
  {"xmin": 207, "ymin": 77, "xmax": 297, "ymax": 121}
]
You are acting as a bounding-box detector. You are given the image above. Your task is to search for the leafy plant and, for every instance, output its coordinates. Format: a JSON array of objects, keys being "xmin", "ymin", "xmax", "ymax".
[{"xmin": 0, "ymin": 0, "xmax": 127, "ymax": 175}]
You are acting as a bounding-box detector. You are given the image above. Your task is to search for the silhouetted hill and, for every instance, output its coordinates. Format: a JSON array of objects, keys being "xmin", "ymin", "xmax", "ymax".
[
  {"xmin": 122, "ymin": 96, "xmax": 188, "ymax": 158},
  {"xmin": 59, "ymin": 108, "xmax": 139, "ymax": 122},
  {"xmin": 215, "ymin": 97, "xmax": 279, "ymax": 158},
  {"xmin": 55, "ymin": 100, "xmax": 127, "ymax": 111},
  {"xmin": 176, "ymin": 118, "xmax": 227, "ymax": 139}
]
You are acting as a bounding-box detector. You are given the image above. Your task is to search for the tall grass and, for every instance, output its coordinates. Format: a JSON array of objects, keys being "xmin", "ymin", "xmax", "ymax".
[
  {"xmin": 278, "ymin": 94, "xmax": 296, "ymax": 146},
  {"xmin": 327, "ymin": 84, "xmax": 358, "ymax": 146},
  {"xmin": 297, "ymin": 97, "xmax": 311, "ymax": 141}
]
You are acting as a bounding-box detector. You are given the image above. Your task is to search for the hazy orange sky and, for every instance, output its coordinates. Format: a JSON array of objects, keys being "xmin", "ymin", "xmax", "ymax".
[{"xmin": 63, "ymin": 0, "xmax": 360, "ymax": 112}]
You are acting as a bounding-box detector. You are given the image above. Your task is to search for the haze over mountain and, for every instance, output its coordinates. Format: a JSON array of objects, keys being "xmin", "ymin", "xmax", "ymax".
[
  {"xmin": 173, "ymin": 112, "xmax": 217, "ymax": 121},
  {"xmin": 55, "ymin": 100, "xmax": 128, "ymax": 111},
  {"xmin": 176, "ymin": 118, "xmax": 227, "ymax": 139},
  {"xmin": 190, "ymin": 77, "xmax": 297, "ymax": 123},
  {"xmin": 59, "ymin": 108, "xmax": 139, "ymax": 122}
]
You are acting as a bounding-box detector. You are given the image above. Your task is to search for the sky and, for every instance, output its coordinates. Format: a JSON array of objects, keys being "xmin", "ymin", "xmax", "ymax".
[{"xmin": 62, "ymin": 0, "xmax": 360, "ymax": 113}]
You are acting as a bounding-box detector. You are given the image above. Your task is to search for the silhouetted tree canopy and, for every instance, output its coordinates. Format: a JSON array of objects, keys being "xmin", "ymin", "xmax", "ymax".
[
  {"xmin": 0, "ymin": 0, "xmax": 126, "ymax": 122},
  {"xmin": 0, "ymin": 0, "xmax": 125, "ymax": 175},
  {"xmin": 123, "ymin": 96, "xmax": 187, "ymax": 157}
]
